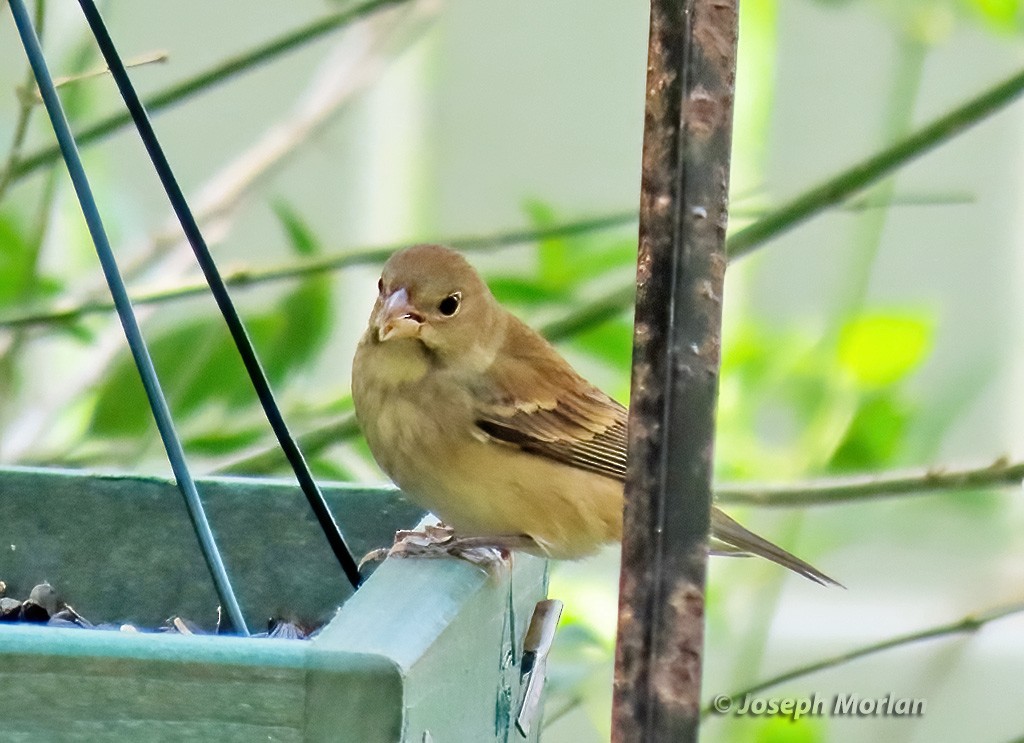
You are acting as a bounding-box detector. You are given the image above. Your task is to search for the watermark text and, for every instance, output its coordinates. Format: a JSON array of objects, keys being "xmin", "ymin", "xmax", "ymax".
[{"xmin": 710, "ymin": 693, "xmax": 926, "ymax": 720}]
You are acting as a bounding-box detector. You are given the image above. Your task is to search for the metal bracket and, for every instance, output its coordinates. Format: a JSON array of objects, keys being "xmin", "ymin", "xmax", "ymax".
[{"xmin": 515, "ymin": 598, "xmax": 563, "ymax": 737}]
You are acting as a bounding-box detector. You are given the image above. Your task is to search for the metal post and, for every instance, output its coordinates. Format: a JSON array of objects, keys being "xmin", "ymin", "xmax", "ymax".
[{"xmin": 613, "ymin": 0, "xmax": 739, "ymax": 740}]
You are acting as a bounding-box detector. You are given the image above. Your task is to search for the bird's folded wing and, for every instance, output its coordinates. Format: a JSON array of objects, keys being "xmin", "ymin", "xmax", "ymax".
[{"xmin": 472, "ymin": 317, "xmax": 629, "ymax": 482}]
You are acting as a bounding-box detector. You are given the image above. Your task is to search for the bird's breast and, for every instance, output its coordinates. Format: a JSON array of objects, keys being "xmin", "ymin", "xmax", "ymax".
[{"xmin": 353, "ymin": 337, "xmax": 476, "ymax": 485}]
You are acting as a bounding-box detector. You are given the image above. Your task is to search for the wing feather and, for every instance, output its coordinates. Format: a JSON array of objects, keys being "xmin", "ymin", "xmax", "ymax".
[{"xmin": 473, "ymin": 316, "xmax": 628, "ymax": 481}]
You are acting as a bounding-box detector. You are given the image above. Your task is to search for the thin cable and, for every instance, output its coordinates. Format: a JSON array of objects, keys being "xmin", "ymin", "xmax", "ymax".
[
  {"xmin": 7, "ymin": 0, "xmax": 250, "ymax": 635},
  {"xmin": 75, "ymin": 0, "xmax": 363, "ymax": 590}
]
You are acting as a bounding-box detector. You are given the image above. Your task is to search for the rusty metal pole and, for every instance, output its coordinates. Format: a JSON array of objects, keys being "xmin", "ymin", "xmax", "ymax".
[{"xmin": 613, "ymin": 0, "xmax": 738, "ymax": 740}]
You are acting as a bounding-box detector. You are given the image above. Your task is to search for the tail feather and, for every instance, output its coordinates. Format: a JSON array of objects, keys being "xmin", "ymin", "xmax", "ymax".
[{"xmin": 710, "ymin": 508, "xmax": 843, "ymax": 588}]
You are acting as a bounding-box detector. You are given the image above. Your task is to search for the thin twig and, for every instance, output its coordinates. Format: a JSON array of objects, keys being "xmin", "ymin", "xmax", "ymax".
[
  {"xmin": 32, "ymin": 51, "xmax": 168, "ymax": 100},
  {"xmin": 0, "ymin": 0, "xmax": 45, "ymax": 202},
  {"xmin": 7, "ymin": 0, "xmax": 412, "ymax": 186},
  {"xmin": 702, "ymin": 599, "xmax": 1024, "ymax": 719},
  {"xmin": 0, "ymin": 211, "xmax": 636, "ymax": 329},
  {"xmin": 214, "ymin": 413, "xmax": 360, "ymax": 475},
  {"xmin": 726, "ymin": 65, "xmax": 1024, "ymax": 258},
  {"xmin": 541, "ymin": 694, "xmax": 586, "ymax": 731},
  {"xmin": 540, "ymin": 283, "xmax": 635, "ymax": 342},
  {"xmin": 715, "ymin": 458, "xmax": 1024, "ymax": 507}
]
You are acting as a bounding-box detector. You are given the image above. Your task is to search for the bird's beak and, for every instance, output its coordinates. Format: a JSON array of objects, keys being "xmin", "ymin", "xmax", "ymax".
[{"xmin": 377, "ymin": 287, "xmax": 423, "ymax": 342}]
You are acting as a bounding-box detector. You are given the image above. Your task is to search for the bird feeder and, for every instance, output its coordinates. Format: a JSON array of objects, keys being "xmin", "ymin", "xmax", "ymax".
[{"xmin": 0, "ymin": 466, "xmax": 551, "ymax": 741}]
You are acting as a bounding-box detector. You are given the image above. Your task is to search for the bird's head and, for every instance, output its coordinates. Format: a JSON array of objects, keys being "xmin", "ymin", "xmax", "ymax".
[{"xmin": 369, "ymin": 244, "xmax": 503, "ymax": 363}]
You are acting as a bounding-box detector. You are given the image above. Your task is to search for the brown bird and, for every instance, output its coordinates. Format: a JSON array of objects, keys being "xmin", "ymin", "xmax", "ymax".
[{"xmin": 352, "ymin": 244, "xmax": 838, "ymax": 585}]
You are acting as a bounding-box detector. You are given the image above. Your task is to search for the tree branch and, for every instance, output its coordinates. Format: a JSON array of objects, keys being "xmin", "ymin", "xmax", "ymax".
[
  {"xmin": 726, "ymin": 65, "xmax": 1024, "ymax": 258},
  {"xmin": 214, "ymin": 413, "xmax": 360, "ymax": 475},
  {"xmin": 715, "ymin": 458, "xmax": 1024, "ymax": 507},
  {"xmin": 702, "ymin": 599, "xmax": 1024, "ymax": 719},
  {"xmin": 8, "ymin": 65, "xmax": 1023, "ymax": 331},
  {"xmin": 0, "ymin": 211, "xmax": 637, "ymax": 329},
  {"xmin": 7, "ymin": 0, "xmax": 411, "ymax": 186}
]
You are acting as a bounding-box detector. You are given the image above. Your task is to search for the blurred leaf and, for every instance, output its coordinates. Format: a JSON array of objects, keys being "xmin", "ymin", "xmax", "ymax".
[
  {"xmin": 525, "ymin": 200, "xmax": 574, "ymax": 288},
  {"xmin": 569, "ymin": 319, "xmax": 634, "ymax": 371},
  {"xmin": 33, "ymin": 275, "xmax": 65, "ymax": 298},
  {"xmin": 568, "ymin": 238, "xmax": 637, "ymax": 280},
  {"xmin": 54, "ymin": 320, "xmax": 96, "ymax": 344},
  {"xmin": 488, "ymin": 277, "xmax": 570, "ymax": 306},
  {"xmin": 0, "ymin": 214, "xmax": 35, "ymax": 304},
  {"xmin": 259, "ymin": 276, "xmax": 332, "ymax": 381},
  {"xmin": 733, "ymin": 0, "xmax": 779, "ymax": 186},
  {"xmin": 904, "ymin": 1, "xmax": 957, "ymax": 44},
  {"xmin": 272, "ymin": 200, "xmax": 320, "ymax": 256},
  {"xmin": 263, "ymin": 202, "xmax": 333, "ymax": 379},
  {"xmin": 90, "ymin": 321, "xmax": 229, "ymax": 437},
  {"xmin": 185, "ymin": 425, "xmax": 266, "ymax": 455},
  {"xmin": 752, "ymin": 715, "xmax": 827, "ymax": 743},
  {"xmin": 829, "ymin": 392, "xmax": 912, "ymax": 471},
  {"xmin": 838, "ymin": 311, "xmax": 933, "ymax": 387},
  {"xmin": 309, "ymin": 456, "xmax": 358, "ymax": 481},
  {"xmin": 89, "ymin": 203, "xmax": 333, "ymax": 442},
  {"xmin": 522, "ymin": 201, "xmax": 637, "ymax": 288},
  {"xmin": 962, "ymin": 0, "xmax": 1021, "ymax": 32}
]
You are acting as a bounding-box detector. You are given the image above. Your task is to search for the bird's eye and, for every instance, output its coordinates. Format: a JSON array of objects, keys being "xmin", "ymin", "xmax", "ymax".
[
  {"xmin": 377, "ymin": 278, "xmax": 384, "ymax": 294},
  {"xmin": 437, "ymin": 292, "xmax": 461, "ymax": 317}
]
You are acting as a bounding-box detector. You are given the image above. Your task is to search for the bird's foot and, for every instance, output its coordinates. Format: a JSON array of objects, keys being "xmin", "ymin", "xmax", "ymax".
[{"xmin": 358, "ymin": 524, "xmax": 537, "ymax": 572}]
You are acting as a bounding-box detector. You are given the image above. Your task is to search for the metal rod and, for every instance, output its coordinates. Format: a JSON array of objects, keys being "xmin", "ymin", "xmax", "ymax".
[
  {"xmin": 74, "ymin": 0, "xmax": 363, "ymax": 590},
  {"xmin": 7, "ymin": 0, "xmax": 250, "ymax": 635},
  {"xmin": 613, "ymin": 0, "xmax": 739, "ymax": 739}
]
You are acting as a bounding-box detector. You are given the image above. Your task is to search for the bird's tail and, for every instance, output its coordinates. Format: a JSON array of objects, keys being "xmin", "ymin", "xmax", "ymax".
[{"xmin": 710, "ymin": 509, "xmax": 843, "ymax": 587}]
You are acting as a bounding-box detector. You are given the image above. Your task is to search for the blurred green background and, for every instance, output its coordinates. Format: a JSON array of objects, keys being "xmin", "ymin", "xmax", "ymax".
[{"xmin": 1, "ymin": 0, "xmax": 1024, "ymax": 741}]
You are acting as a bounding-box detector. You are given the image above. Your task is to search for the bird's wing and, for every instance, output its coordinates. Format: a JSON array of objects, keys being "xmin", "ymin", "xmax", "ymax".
[{"xmin": 472, "ymin": 316, "xmax": 629, "ymax": 481}]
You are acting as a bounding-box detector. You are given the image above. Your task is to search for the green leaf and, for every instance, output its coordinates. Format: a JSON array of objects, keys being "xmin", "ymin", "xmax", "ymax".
[
  {"xmin": 0, "ymin": 214, "xmax": 34, "ymax": 304},
  {"xmin": 752, "ymin": 714, "xmax": 826, "ymax": 743},
  {"xmin": 962, "ymin": 0, "xmax": 1021, "ymax": 33},
  {"xmin": 259, "ymin": 276, "xmax": 332, "ymax": 381},
  {"xmin": 829, "ymin": 392, "xmax": 912, "ymax": 471},
  {"xmin": 837, "ymin": 310, "xmax": 933, "ymax": 387},
  {"xmin": 569, "ymin": 319, "xmax": 634, "ymax": 371},
  {"xmin": 185, "ymin": 425, "xmax": 266, "ymax": 455},
  {"xmin": 309, "ymin": 456, "xmax": 358, "ymax": 481},
  {"xmin": 488, "ymin": 277, "xmax": 570, "ymax": 306},
  {"xmin": 261, "ymin": 200, "xmax": 333, "ymax": 379},
  {"xmin": 524, "ymin": 200, "xmax": 574, "ymax": 288},
  {"xmin": 521, "ymin": 201, "xmax": 636, "ymax": 289},
  {"xmin": 272, "ymin": 199, "xmax": 320, "ymax": 256},
  {"xmin": 88, "ymin": 272, "xmax": 332, "ymax": 439},
  {"xmin": 89, "ymin": 320, "xmax": 241, "ymax": 438}
]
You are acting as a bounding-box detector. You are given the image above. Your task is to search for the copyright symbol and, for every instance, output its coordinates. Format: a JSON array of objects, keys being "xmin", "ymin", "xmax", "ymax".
[{"xmin": 712, "ymin": 695, "xmax": 732, "ymax": 714}]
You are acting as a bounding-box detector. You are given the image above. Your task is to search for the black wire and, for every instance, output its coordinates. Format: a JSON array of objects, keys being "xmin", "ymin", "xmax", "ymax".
[
  {"xmin": 75, "ymin": 0, "xmax": 362, "ymax": 590},
  {"xmin": 9, "ymin": 0, "xmax": 251, "ymax": 635}
]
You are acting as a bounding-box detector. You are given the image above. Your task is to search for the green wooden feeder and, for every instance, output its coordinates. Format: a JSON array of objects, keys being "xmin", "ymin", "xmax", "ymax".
[{"xmin": 0, "ymin": 465, "xmax": 551, "ymax": 741}]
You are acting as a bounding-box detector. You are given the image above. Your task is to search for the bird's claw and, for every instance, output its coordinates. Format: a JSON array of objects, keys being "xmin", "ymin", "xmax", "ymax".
[{"xmin": 358, "ymin": 523, "xmax": 513, "ymax": 573}]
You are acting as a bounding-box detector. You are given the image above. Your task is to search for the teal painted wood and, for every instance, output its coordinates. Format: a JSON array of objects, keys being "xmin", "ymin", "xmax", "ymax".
[
  {"xmin": 321, "ymin": 554, "xmax": 548, "ymax": 742},
  {"xmin": 0, "ymin": 465, "xmax": 425, "ymax": 627},
  {"xmin": 0, "ymin": 466, "xmax": 551, "ymax": 741}
]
